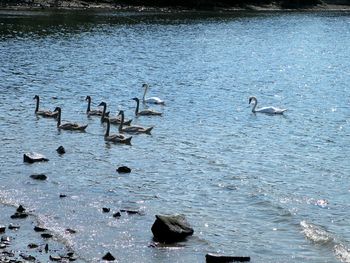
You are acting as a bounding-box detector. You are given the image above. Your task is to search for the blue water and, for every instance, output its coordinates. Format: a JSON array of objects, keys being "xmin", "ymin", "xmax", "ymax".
[{"xmin": 0, "ymin": 10, "xmax": 349, "ymax": 262}]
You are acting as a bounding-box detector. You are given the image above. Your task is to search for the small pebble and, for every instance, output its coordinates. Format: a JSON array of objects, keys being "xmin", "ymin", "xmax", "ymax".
[
  {"xmin": 34, "ymin": 226, "xmax": 47, "ymax": 232},
  {"xmin": 65, "ymin": 228, "xmax": 76, "ymax": 234},
  {"xmin": 30, "ymin": 173, "xmax": 47, "ymax": 180},
  {"xmin": 59, "ymin": 194, "xmax": 67, "ymax": 198},
  {"xmin": 102, "ymin": 252, "xmax": 115, "ymax": 261},
  {"xmin": 0, "ymin": 225, "xmax": 5, "ymax": 233},
  {"xmin": 41, "ymin": 233, "xmax": 53, "ymax": 238},
  {"xmin": 28, "ymin": 243, "xmax": 38, "ymax": 249},
  {"xmin": 113, "ymin": 212, "xmax": 121, "ymax": 218},
  {"xmin": 56, "ymin": 146, "xmax": 66, "ymax": 154},
  {"xmin": 102, "ymin": 207, "xmax": 110, "ymax": 213},
  {"xmin": 8, "ymin": 224, "xmax": 20, "ymax": 230},
  {"xmin": 10, "ymin": 212, "xmax": 28, "ymax": 219},
  {"xmin": 116, "ymin": 166, "xmax": 131, "ymax": 173},
  {"xmin": 50, "ymin": 255, "xmax": 62, "ymax": 261}
]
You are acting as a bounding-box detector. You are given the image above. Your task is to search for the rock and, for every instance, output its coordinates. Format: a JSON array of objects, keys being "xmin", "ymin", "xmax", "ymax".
[
  {"xmin": 1, "ymin": 236, "xmax": 10, "ymax": 242},
  {"xmin": 23, "ymin": 152, "xmax": 49, "ymax": 163},
  {"xmin": 65, "ymin": 228, "xmax": 76, "ymax": 234},
  {"xmin": 59, "ymin": 194, "xmax": 67, "ymax": 198},
  {"xmin": 17, "ymin": 205, "xmax": 26, "ymax": 213},
  {"xmin": 0, "ymin": 225, "xmax": 5, "ymax": 233},
  {"xmin": 205, "ymin": 253, "xmax": 251, "ymax": 262},
  {"xmin": 56, "ymin": 146, "xmax": 65, "ymax": 154},
  {"xmin": 28, "ymin": 243, "xmax": 38, "ymax": 249},
  {"xmin": 10, "ymin": 212, "xmax": 28, "ymax": 219},
  {"xmin": 0, "ymin": 243, "xmax": 6, "ymax": 249},
  {"xmin": 30, "ymin": 173, "xmax": 47, "ymax": 180},
  {"xmin": 8, "ymin": 224, "xmax": 20, "ymax": 230},
  {"xmin": 45, "ymin": 243, "xmax": 49, "ymax": 253},
  {"xmin": 102, "ymin": 252, "xmax": 115, "ymax": 261},
  {"xmin": 34, "ymin": 226, "xmax": 47, "ymax": 232},
  {"xmin": 120, "ymin": 209, "xmax": 140, "ymax": 215},
  {"xmin": 102, "ymin": 207, "xmax": 110, "ymax": 213},
  {"xmin": 49, "ymin": 255, "xmax": 62, "ymax": 261},
  {"xmin": 41, "ymin": 233, "xmax": 53, "ymax": 238},
  {"xmin": 20, "ymin": 253, "xmax": 36, "ymax": 261},
  {"xmin": 116, "ymin": 166, "xmax": 131, "ymax": 173},
  {"xmin": 112, "ymin": 212, "xmax": 121, "ymax": 218},
  {"xmin": 151, "ymin": 214, "xmax": 194, "ymax": 243}
]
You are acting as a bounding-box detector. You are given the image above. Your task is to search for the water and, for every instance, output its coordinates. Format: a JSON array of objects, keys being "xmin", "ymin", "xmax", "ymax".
[{"xmin": 0, "ymin": 9, "xmax": 349, "ymax": 262}]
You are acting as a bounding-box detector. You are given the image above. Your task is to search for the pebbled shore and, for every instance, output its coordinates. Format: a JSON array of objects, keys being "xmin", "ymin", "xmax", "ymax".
[{"xmin": 0, "ymin": 204, "xmax": 81, "ymax": 263}]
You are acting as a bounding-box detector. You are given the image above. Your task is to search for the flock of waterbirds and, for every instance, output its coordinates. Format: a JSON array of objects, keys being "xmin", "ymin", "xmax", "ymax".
[
  {"xmin": 34, "ymin": 84, "xmax": 287, "ymax": 145},
  {"xmin": 33, "ymin": 84, "xmax": 166, "ymax": 145}
]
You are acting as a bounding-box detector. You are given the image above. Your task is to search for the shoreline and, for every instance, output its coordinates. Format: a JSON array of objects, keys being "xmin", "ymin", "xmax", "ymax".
[{"xmin": 0, "ymin": 1, "xmax": 350, "ymax": 12}]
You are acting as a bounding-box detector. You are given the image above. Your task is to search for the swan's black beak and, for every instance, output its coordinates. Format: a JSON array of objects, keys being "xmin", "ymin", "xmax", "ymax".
[
  {"xmin": 249, "ymin": 98, "xmax": 252, "ymax": 104},
  {"xmin": 98, "ymin": 102, "xmax": 104, "ymax": 107}
]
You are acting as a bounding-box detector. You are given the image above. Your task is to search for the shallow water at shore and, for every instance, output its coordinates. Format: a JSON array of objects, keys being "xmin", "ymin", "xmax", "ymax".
[{"xmin": 0, "ymin": 10, "xmax": 350, "ymax": 262}]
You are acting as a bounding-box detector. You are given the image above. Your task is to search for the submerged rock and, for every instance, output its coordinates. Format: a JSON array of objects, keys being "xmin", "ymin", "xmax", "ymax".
[
  {"xmin": 17, "ymin": 205, "xmax": 26, "ymax": 213},
  {"xmin": 205, "ymin": 253, "xmax": 251, "ymax": 262},
  {"xmin": 28, "ymin": 243, "xmax": 39, "ymax": 249},
  {"xmin": 116, "ymin": 166, "xmax": 131, "ymax": 173},
  {"xmin": 113, "ymin": 212, "xmax": 121, "ymax": 218},
  {"xmin": 23, "ymin": 152, "xmax": 49, "ymax": 163},
  {"xmin": 102, "ymin": 252, "xmax": 115, "ymax": 261},
  {"xmin": 120, "ymin": 209, "xmax": 141, "ymax": 215},
  {"xmin": 65, "ymin": 228, "xmax": 76, "ymax": 234},
  {"xmin": 30, "ymin": 173, "xmax": 47, "ymax": 180},
  {"xmin": 59, "ymin": 194, "xmax": 67, "ymax": 198},
  {"xmin": 34, "ymin": 226, "xmax": 47, "ymax": 232},
  {"xmin": 20, "ymin": 253, "xmax": 36, "ymax": 261},
  {"xmin": 41, "ymin": 233, "xmax": 53, "ymax": 239},
  {"xmin": 49, "ymin": 255, "xmax": 62, "ymax": 261},
  {"xmin": 8, "ymin": 224, "xmax": 20, "ymax": 230},
  {"xmin": 102, "ymin": 207, "xmax": 110, "ymax": 213},
  {"xmin": 151, "ymin": 214, "xmax": 194, "ymax": 243},
  {"xmin": 56, "ymin": 146, "xmax": 66, "ymax": 154},
  {"xmin": 10, "ymin": 212, "xmax": 28, "ymax": 219}
]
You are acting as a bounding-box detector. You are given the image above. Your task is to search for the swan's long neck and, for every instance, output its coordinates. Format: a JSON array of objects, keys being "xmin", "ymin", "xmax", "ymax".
[
  {"xmin": 35, "ymin": 97, "xmax": 39, "ymax": 112},
  {"xmin": 57, "ymin": 109, "xmax": 61, "ymax": 127},
  {"xmin": 134, "ymin": 100, "xmax": 139, "ymax": 116},
  {"xmin": 105, "ymin": 119, "xmax": 110, "ymax": 136},
  {"xmin": 118, "ymin": 112, "xmax": 124, "ymax": 132},
  {"xmin": 101, "ymin": 104, "xmax": 106, "ymax": 122},
  {"xmin": 87, "ymin": 97, "xmax": 91, "ymax": 113},
  {"xmin": 142, "ymin": 86, "xmax": 148, "ymax": 101},
  {"xmin": 252, "ymin": 98, "xmax": 258, "ymax": 113}
]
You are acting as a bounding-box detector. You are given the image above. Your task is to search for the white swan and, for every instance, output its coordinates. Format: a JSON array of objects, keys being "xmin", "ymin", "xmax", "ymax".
[
  {"xmin": 142, "ymin": 84, "xmax": 165, "ymax": 105},
  {"xmin": 249, "ymin": 96, "xmax": 287, "ymax": 114}
]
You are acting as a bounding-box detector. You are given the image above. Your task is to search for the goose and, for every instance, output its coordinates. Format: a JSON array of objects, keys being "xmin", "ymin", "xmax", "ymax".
[
  {"xmin": 132, "ymin": 97, "xmax": 162, "ymax": 116},
  {"xmin": 54, "ymin": 107, "xmax": 88, "ymax": 131},
  {"xmin": 118, "ymin": 110, "xmax": 153, "ymax": 134},
  {"xmin": 142, "ymin": 84, "xmax": 165, "ymax": 105},
  {"xmin": 249, "ymin": 96, "xmax": 287, "ymax": 114},
  {"xmin": 33, "ymin": 95, "xmax": 58, "ymax": 118},
  {"xmin": 86, "ymin": 96, "xmax": 109, "ymax": 117},
  {"xmin": 98, "ymin": 102, "xmax": 132, "ymax": 126},
  {"xmin": 104, "ymin": 118, "xmax": 132, "ymax": 145}
]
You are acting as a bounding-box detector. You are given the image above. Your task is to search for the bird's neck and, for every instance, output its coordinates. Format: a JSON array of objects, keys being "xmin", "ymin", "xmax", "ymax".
[
  {"xmin": 105, "ymin": 120, "xmax": 110, "ymax": 136},
  {"xmin": 135, "ymin": 100, "xmax": 139, "ymax": 116},
  {"xmin": 118, "ymin": 113, "xmax": 124, "ymax": 132},
  {"xmin": 86, "ymin": 99, "xmax": 91, "ymax": 113},
  {"xmin": 35, "ymin": 97, "xmax": 39, "ymax": 112},
  {"xmin": 101, "ymin": 105, "xmax": 106, "ymax": 122},
  {"xmin": 142, "ymin": 87, "xmax": 147, "ymax": 101},
  {"xmin": 57, "ymin": 111, "xmax": 61, "ymax": 127},
  {"xmin": 252, "ymin": 99, "xmax": 257, "ymax": 113}
]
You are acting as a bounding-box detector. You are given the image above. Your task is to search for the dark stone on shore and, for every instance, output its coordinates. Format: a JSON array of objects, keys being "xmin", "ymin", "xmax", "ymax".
[
  {"xmin": 41, "ymin": 233, "xmax": 53, "ymax": 238},
  {"xmin": 112, "ymin": 212, "xmax": 121, "ymax": 218},
  {"xmin": 56, "ymin": 146, "xmax": 66, "ymax": 154},
  {"xmin": 0, "ymin": 225, "xmax": 5, "ymax": 233},
  {"xmin": 17, "ymin": 205, "xmax": 26, "ymax": 213},
  {"xmin": 65, "ymin": 228, "xmax": 76, "ymax": 234},
  {"xmin": 205, "ymin": 253, "xmax": 251, "ymax": 262},
  {"xmin": 34, "ymin": 226, "xmax": 47, "ymax": 232},
  {"xmin": 116, "ymin": 166, "xmax": 131, "ymax": 173},
  {"xmin": 50, "ymin": 255, "xmax": 62, "ymax": 261},
  {"xmin": 10, "ymin": 212, "xmax": 28, "ymax": 219},
  {"xmin": 151, "ymin": 214, "xmax": 194, "ymax": 243},
  {"xmin": 20, "ymin": 253, "xmax": 36, "ymax": 261},
  {"xmin": 8, "ymin": 224, "xmax": 20, "ymax": 230},
  {"xmin": 23, "ymin": 152, "xmax": 49, "ymax": 163},
  {"xmin": 102, "ymin": 252, "xmax": 115, "ymax": 261},
  {"xmin": 59, "ymin": 194, "xmax": 67, "ymax": 198},
  {"xmin": 120, "ymin": 209, "xmax": 140, "ymax": 215},
  {"xmin": 1, "ymin": 236, "xmax": 10, "ymax": 242},
  {"xmin": 102, "ymin": 207, "xmax": 110, "ymax": 213},
  {"xmin": 30, "ymin": 173, "xmax": 47, "ymax": 180},
  {"xmin": 28, "ymin": 243, "xmax": 38, "ymax": 249}
]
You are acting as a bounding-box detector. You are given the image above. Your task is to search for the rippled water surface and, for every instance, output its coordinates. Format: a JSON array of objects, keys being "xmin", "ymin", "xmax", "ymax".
[{"xmin": 0, "ymin": 10, "xmax": 349, "ymax": 262}]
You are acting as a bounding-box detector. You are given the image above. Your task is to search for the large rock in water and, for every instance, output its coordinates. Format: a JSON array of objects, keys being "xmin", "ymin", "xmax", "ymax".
[
  {"xmin": 23, "ymin": 152, "xmax": 49, "ymax": 163},
  {"xmin": 205, "ymin": 253, "xmax": 250, "ymax": 262},
  {"xmin": 151, "ymin": 214, "xmax": 194, "ymax": 243}
]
